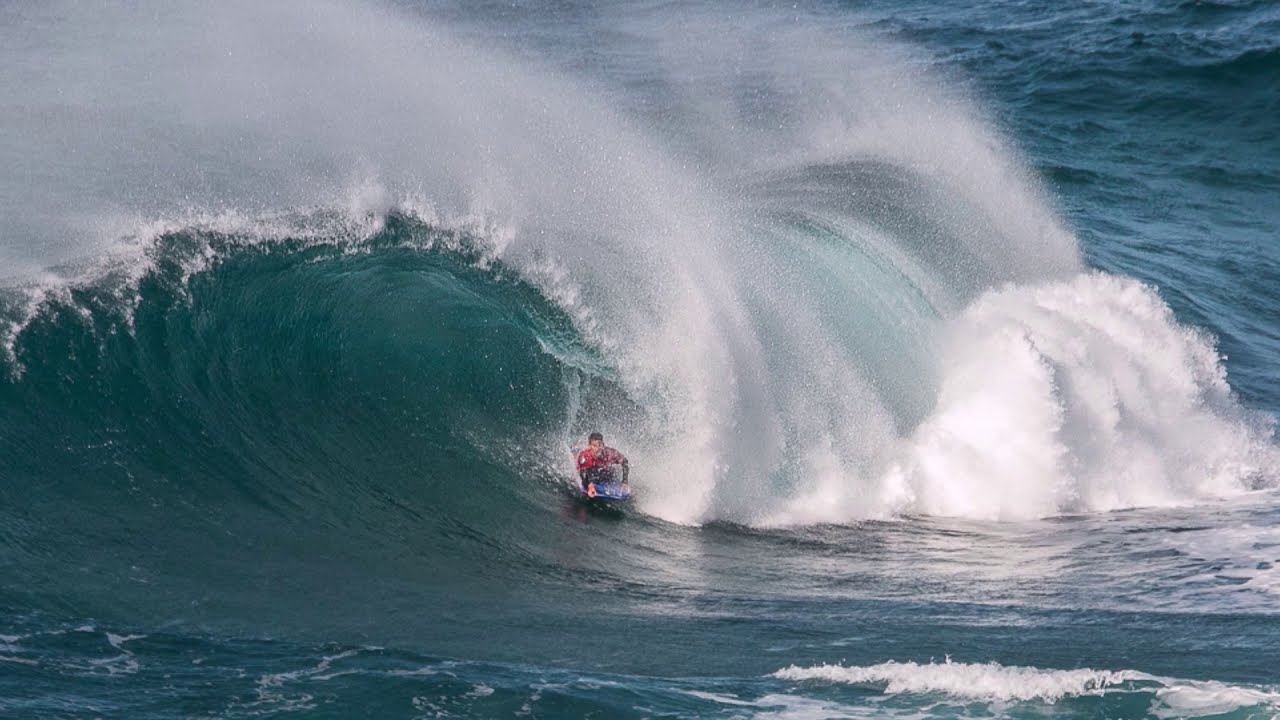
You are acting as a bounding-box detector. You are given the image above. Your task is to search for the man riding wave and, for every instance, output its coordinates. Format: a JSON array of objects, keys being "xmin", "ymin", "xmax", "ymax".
[{"xmin": 576, "ymin": 431, "xmax": 629, "ymax": 498}]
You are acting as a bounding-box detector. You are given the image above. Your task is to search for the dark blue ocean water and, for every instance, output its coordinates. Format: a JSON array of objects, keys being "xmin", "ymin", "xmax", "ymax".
[{"xmin": 2, "ymin": 1, "xmax": 1279, "ymax": 718}]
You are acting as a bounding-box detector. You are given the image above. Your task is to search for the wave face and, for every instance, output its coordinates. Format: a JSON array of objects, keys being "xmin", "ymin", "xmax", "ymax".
[{"xmin": 0, "ymin": 219, "xmax": 622, "ymax": 626}]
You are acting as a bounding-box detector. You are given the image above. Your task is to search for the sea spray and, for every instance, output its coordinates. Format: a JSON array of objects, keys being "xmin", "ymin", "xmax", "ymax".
[{"xmin": 1, "ymin": 1, "xmax": 1274, "ymax": 531}]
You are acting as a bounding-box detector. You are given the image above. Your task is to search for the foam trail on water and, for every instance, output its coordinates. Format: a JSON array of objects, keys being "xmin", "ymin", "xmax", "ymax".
[
  {"xmin": 774, "ymin": 659, "xmax": 1139, "ymax": 702},
  {"xmin": 1162, "ymin": 522, "xmax": 1280, "ymax": 596},
  {"xmin": 772, "ymin": 659, "xmax": 1280, "ymax": 716}
]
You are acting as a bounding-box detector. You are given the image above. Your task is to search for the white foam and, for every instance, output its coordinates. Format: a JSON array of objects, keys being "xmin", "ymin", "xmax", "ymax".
[
  {"xmin": 106, "ymin": 633, "xmax": 145, "ymax": 650},
  {"xmin": 881, "ymin": 272, "xmax": 1279, "ymax": 521},
  {"xmin": 772, "ymin": 659, "xmax": 1280, "ymax": 717},
  {"xmin": 681, "ymin": 690, "xmax": 889, "ymax": 719},
  {"xmin": 234, "ymin": 648, "xmax": 366, "ymax": 715},
  {"xmin": 1154, "ymin": 681, "xmax": 1280, "ymax": 719},
  {"xmin": 1163, "ymin": 520, "xmax": 1280, "ymax": 595},
  {"xmin": 755, "ymin": 272, "xmax": 1278, "ymax": 525},
  {"xmin": 773, "ymin": 659, "xmax": 1139, "ymax": 703},
  {"xmin": 0, "ymin": 655, "xmax": 38, "ymax": 666}
]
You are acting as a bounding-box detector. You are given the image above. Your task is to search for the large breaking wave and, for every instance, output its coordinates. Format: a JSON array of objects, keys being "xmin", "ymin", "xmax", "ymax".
[{"xmin": 0, "ymin": 0, "xmax": 1275, "ymax": 540}]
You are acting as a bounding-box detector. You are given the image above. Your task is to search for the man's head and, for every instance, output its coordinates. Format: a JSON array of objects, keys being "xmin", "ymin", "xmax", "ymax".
[{"xmin": 588, "ymin": 431, "xmax": 604, "ymax": 452}]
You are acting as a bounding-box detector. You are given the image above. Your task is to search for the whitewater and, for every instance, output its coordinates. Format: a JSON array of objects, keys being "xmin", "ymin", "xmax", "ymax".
[{"xmin": 1, "ymin": 1, "xmax": 1278, "ymax": 718}]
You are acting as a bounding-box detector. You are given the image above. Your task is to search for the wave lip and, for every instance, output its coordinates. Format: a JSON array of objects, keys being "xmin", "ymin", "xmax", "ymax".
[{"xmin": 771, "ymin": 659, "xmax": 1280, "ymax": 716}]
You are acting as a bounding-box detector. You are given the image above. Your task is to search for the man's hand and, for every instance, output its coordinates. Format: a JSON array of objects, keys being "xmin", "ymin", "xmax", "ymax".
[{"xmin": 586, "ymin": 483, "xmax": 597, "ymax": 498}]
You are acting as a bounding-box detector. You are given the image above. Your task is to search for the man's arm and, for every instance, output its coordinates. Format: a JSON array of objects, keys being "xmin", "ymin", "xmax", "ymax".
[{"xmin": 578, "ymin": 452, "xmax": 591, "ymax": 489}]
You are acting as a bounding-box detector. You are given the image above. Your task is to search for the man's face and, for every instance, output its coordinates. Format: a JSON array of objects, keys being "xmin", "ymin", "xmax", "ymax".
[{"xmin": 589, "ymin": 438, "xmax": 603, "ymax": 455}]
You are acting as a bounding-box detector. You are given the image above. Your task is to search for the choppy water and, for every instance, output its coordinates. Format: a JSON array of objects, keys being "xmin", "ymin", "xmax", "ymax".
[{"xmin": 1, "ymin": 1, "xmax": 1278, "ymax": 718}]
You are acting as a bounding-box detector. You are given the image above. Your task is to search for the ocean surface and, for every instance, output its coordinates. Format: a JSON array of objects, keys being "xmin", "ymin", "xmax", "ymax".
[{"xmin": 2, "ymin": 1, "xmax": 1279, "ymax": 717}]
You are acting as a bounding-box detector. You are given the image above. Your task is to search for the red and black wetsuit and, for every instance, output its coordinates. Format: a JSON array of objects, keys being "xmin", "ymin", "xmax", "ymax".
[{"xmin": 577, "ymin": 447, "xmax": 629, "ymax": 489}]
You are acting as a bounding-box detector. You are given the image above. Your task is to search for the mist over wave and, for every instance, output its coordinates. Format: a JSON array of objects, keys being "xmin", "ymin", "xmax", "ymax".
[{"xmin": 0, "ymin": 0, "xmax": 1275, "ymax": 531}]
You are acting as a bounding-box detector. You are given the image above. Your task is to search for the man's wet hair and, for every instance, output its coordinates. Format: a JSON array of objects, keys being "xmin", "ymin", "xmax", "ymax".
[{"xmin": 588, "ymin": 432, "xmax": 604, "ymax": 442}]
